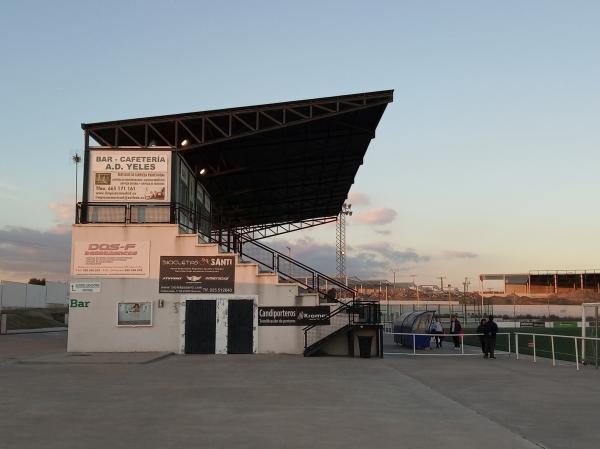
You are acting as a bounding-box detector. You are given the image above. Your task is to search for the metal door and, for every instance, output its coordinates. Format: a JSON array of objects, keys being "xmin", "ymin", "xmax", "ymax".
[
  {"xmin": 227, "ymin": 300, "xmax": 253, "ymax": 354},
  {"xmin": 185, "ymin": 300, "xmax": 216, "ymax": 354}
]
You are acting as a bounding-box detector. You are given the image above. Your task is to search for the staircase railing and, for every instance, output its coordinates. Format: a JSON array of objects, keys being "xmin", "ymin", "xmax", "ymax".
[
  {"xmin": 213, "ymin": 230, "xmax": 357, "ymax": 304},
  {"xmin": 303, "ymin": 301, "xmax": 380, "ymax": 352}
]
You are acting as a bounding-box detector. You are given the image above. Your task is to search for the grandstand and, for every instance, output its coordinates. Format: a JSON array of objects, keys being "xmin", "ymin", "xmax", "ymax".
[{"xmin": 480, "ymin": 270, "xmax": 600, "ymax": 297}]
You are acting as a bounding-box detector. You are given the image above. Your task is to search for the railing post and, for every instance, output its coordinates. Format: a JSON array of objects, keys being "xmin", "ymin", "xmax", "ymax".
[
  {"xmin": 533, "ymin": 334, "xmax": 536, "ymax": 363},
  {"xmin": 575, "ymin": 337, "xmax": 580, "ymax": 371},
  {"xmin": 413, "ymin": 334, "xmax": 416, "ymax": 355},
  {"xmin": 461, "ymin": 334, "xmax": 464, "ymax": 355},
  {"xmin": 551, "ymin": 335, "xmax": 556, "ymax": 367},
  {"xmin": 507, "ymin": 332, "xmax": 511, "ymax": 357},
  {"xmin": 516, "ymin": 333, "xmax": 519, "ymax": 360}
]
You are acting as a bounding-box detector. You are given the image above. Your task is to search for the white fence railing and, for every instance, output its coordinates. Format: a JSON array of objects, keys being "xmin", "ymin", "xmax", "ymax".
[
  {"xmin": 384, "ymin": 332, "xmax": 511, "ymax": 356},
  {"xmin": 514, "ymin": 332, "xmax": 600, "ymax": 371}
]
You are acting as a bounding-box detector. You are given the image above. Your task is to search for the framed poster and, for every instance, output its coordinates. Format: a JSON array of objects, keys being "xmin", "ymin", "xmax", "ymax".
[
  {"xmin": 159, "ymin": 256, "xmax": 235, "ymax": 293},
  {"xmin": 258, "ymin": 307, "xmax": 330, "ymax": 326},
  {"xmin": 117, "ymin": 302, "xmax": 152, "ymax": 326},
  {"xmin": 72, "ymin": 241, "xmax": 150, "ymax": 278},
  {"xmin": 89, "ymin": 150, "xmax": 171, "ymax": 202}
]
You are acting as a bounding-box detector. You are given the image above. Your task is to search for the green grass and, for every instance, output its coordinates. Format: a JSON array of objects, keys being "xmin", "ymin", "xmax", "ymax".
[
  {"xmin": 462, "ymin": 327, "xmax": 600, "ymax": 364},
  {"xmin": 4, "ymin": 308, "xmax": 67, "ymax": 330}
]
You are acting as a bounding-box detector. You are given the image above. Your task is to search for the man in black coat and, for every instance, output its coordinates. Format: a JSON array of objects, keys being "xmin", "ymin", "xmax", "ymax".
[
  {"xmin": 450, "ymin": 314, "xmax": 462, "ymax": 349},
  {"xmin": 484, "ymin": 315, "xmax": 499, "ymax": 359},
  {"xmin": 476, "ymin": 318, "xmax": 487, "ymax": 355}
]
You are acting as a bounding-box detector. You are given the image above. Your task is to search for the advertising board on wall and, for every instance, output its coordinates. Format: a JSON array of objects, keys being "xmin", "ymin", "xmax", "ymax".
[
  {"xmin": 89, "ymin": 150, "xmax": 171, "ymax": 202},
  {"xmin": 117, "ymin": 302, "xmax": 153, "ymax": 326},
  {"xmin": 159, "ymin": 256, "xmax": 235, "ymax": 293},
  {"xmin": 258, "ymin": 306, "xmax": 331, "ymax": 326},
  {"xmin": 72, "ymin": 241, "xmax": 150, "ymax": 277}
]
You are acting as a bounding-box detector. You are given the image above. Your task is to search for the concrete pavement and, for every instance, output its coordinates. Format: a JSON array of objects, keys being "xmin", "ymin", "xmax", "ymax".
[{"xmin": 1, "ymin": 332, "xmax": 598, "ymax": 449}]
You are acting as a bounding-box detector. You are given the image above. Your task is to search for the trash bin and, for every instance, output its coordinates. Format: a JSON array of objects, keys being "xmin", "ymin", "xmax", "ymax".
[{"xmin": 357, "ymin": 336, "xmax": 373, "ymax": 358}]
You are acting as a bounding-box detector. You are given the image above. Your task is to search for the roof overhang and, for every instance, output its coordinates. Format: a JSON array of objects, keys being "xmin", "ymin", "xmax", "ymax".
[{"xmin": 82, "ymin": 90, "xmax": 393, "ymax": 228}]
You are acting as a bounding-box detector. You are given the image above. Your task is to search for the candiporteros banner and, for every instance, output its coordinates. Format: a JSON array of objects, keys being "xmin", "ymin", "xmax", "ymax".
[
  {"xmin": 71, "ymin": 241, "xmax": 150, "ymax": 277},
  {"xmin": 89, "ymin": 150, "xmax": 171, "ymax": 202},
  {"xmin": 159, "ymin": 256, "xmax": 235, "ymax": 293},
  {"xmin": 258, "ymin": 306, "xmax": 330, "ymax": 326}
]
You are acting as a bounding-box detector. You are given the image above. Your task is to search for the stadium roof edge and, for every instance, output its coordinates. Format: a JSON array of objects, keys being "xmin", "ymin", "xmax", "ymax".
[{"xmin": 81, "ymin": 89, "xmax": 394, "ymax": 130}]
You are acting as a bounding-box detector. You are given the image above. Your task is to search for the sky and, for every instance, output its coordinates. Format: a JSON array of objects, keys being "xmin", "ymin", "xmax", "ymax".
[{"xmin": 0, "ymin": 1, "xmax": 599, "ymax": 287}]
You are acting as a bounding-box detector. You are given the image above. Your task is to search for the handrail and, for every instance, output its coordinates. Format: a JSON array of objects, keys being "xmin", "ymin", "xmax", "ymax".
[
  {"xmin": 232, "ymin": 233, "xmax": 357, "ymax": 304},
  {"xmin": 513, "ymin": 332, "xmax": 600, "ymax": 370}
]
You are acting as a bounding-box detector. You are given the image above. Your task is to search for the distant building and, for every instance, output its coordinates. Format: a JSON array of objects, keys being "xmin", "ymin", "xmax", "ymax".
[{"xmin": 479, "ymin": 270, "xmax": 600, "ymax": 296}]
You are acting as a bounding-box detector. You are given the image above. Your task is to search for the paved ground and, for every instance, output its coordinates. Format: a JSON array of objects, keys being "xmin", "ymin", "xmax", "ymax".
[{"xmin": 1, "ymin": 332, "xmax": 599, "ymax": 449}]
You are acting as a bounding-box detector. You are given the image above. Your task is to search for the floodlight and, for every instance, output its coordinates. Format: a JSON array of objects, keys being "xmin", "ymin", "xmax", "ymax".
[{"xmin": 199, "ymin": 168, "xmax": 206, "ymax": 175}]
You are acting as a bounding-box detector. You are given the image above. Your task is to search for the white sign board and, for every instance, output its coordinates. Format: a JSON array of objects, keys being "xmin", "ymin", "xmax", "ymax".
[
  {"xmin": 72, "ymin": 241, "xmax": 150, "ymax": 278},
  {"xmin": 89, "ymin": 150, "xmax": 170, "ymax": 202},
  {"xmin": 118, "ymin": 302, "xmax": 153, "ymax": 326},
  {"xmin": 70, "ymin": 281, "xmax": 101, "ymax": 293}
]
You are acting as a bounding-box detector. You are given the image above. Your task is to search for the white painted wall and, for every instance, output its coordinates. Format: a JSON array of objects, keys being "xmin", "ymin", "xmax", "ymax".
[
  {"xmin": 68, "ymin": 224, "xmax": 322, "ymax": 354},
  {"xmin": 1, "ymin": 281, "xmax": 27, "ymax": 308},
  {"xmin": 0, "ymin": 280, "xmax": 68, "ymax": 308},
  {"xmin": 46, "ymin": 282, "xmax": 69, "ymax": 305},
  {"xmin": 25, "ymin": 284, "xmax": 46, "ymax": 308}
]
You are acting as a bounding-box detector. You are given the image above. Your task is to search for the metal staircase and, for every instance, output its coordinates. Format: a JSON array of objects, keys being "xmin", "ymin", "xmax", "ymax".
[
  {"xmin": 211, "ymin": 231, "xmax": 382, "ymax": 356},
  {"xmin": 213, "ymin": 231, "xmax": 357, "ymax": 304}
]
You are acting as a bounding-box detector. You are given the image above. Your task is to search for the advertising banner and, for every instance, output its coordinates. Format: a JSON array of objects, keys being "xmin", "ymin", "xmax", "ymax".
[
  {"xmin": 89, "ymin": 150, "xmax": 171, "ymax": 202},
  {"xmin": 258, "ymin": 306, "xmax": 331, "ymax": 326},
  {"xmin": 159, "ymin": 256, "xmax": 235, "ymax": 293},
  {"xmin": 72, "ymin": 241, "xmax": 150, "ymax": 277}
]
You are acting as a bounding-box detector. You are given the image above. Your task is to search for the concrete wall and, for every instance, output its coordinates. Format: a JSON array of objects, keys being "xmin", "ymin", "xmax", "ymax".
[
  {"xmin": 68, "ymin": 224, "xmax": 323, "ymax": 354},
  {"xmin": 0, "ymin": 281, "xmax": 68, "ymax": 309}
]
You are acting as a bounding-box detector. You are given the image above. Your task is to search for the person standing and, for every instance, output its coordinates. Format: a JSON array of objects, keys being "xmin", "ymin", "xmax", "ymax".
[
  {"xmin": 477, "ymin": 318, "xmax": 487, "ymax": 356},
  {"xmin": 484, "ymin": 315, "xmax": 499, "ymax": 359},
  {"xmin": 450, "ymin": 314, "xmax": 462, "ymax": 349},
  {"xmin": 431, "ymin": 317, "xmax": 444, "ymax": 348}
]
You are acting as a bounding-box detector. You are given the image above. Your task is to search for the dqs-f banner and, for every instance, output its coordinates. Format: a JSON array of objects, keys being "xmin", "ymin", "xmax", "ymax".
[{"xmin": 72, "ymin": 241, "xmax": 150, "ymax": 277}]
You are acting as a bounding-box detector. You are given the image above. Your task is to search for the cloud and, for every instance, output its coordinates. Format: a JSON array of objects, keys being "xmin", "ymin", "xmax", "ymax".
[
  {"xmin": 0, "ymin": 226, "xmax": 71, "ymax": 281},
  {"xmin": 353, "ymin": 207, "xmax": 397, "ymax": 225},
  {"xmin": 347, "ymin": 191, "xmax": 370, "ymax": 206},
  {"xmin": 374, "ymin": 229, "xmax": 391, "ymax": 235},
  {"xmin": 267, "ymin": 237, "xmax": 428, "ymax": 279},
  {"xmin": 0, "ymin": 182, "xmax": 17, "ymax": 199},
  {"xmin": 49, "ymin": 201, "xmax": 73, "ymax": 222},
  {"xmin": 444, "ymin": 250, "xmax": 478, "ymax": 259}
]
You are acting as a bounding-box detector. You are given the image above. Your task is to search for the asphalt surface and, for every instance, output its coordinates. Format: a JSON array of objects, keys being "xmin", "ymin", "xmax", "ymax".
[{"xmin": 1, "ymin": 331, "xmax": 598, "ymax": 449}]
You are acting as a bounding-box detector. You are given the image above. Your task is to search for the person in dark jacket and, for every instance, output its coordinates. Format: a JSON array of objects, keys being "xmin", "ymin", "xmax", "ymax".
[
  {"xmin": 450, "ymin": 314, "xmax": 462, "ymax": 349},
  {"xmin": 484, "ymin": 315, "xmax": 499, "ymax": 359},
  {"xmin": 476, "ymin": 318, "xmax": 487, "ymax": 355}
]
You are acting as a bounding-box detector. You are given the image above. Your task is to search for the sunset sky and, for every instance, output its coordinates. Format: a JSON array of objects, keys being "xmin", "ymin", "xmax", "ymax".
[{"xmin": 1, "ymin": 1, "xmax": 599, "ymax": 287}]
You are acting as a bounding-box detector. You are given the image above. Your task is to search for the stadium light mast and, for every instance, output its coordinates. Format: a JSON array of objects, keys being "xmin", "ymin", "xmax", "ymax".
[{"xmin": 336, "ymin": 202, "xmax": 352, "ymax": 286}]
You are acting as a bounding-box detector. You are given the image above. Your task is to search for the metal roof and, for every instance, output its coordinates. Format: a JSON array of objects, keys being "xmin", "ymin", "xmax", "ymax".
[{"xmin": 83, "ymin": 90, "xmax": 393, "ymax": 228}]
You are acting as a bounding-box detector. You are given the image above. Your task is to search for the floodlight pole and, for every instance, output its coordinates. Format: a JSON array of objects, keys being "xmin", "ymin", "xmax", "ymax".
[{"xmin": 336, "ymin": 202, "xmax": 352, "ymax": 286}]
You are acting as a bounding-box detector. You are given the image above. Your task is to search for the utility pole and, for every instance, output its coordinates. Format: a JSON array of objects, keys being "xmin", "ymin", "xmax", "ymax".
[
  {"xmin": 72, "ymin": 153, "xmax": 81, "ymax": 222},
  {"xmin": 462, "ymin": 277, "xmax": 470, "ymax": 324},
  {"xmin": 438, "ymin": 276, "xmax": 446, "ymax": 291},
  {"xmin": 336, "ymin": 202, "xmax": 352, "ymax": 286},
  {"xmin": 390, "ymin": 268, "xmax": 398, "ymax": 300}
]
